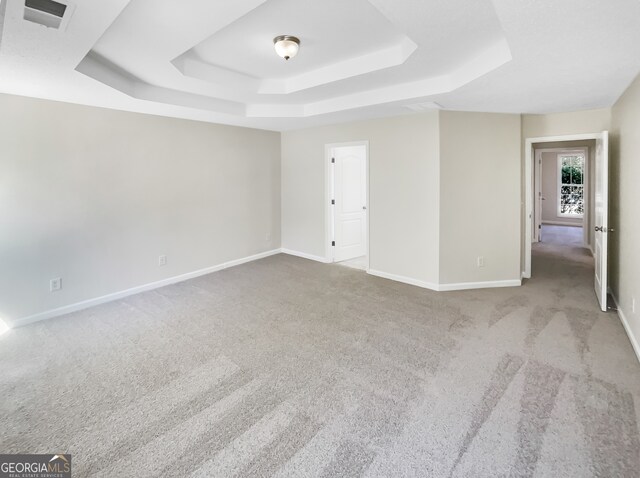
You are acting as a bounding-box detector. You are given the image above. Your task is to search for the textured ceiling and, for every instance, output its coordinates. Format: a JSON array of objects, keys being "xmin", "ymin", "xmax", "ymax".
[{"xmin": 0, "ymin": 0, "xmax": 639, "ymax": 131}]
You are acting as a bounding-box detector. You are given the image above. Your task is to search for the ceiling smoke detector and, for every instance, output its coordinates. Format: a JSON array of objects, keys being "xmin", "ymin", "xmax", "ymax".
[
  {"xmin": 24, "ymin": 0, "xmax": 69, "ymax": 29},
  {"xmin": 273, "ymin": 35, "xmax": 300, "ymax": 61}
]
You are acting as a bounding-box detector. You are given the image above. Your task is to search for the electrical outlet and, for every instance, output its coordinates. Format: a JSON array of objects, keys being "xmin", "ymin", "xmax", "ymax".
[
  {"xmin": 632, "ymin": 298, "xmax": 636, "ymax": 314},
  {"xmin": 265, "ymin": 232, "xmax": 271, "ymax": 242},
  {"xmin": 158, "ymin": 255, "xmax": 167, "ymax": 266},
  {"xmin": 50, "ymin": 278, "xmax": 62, "ymax": 292},
  {"xmin": 477, "ymin": 256, "xmax": 485, "ymax": 268}
]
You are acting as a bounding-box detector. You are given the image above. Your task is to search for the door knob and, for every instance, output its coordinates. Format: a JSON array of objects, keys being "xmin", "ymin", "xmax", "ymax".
[{"xmin": 595, "ymin": 226, "xmax": 602, "ymax": 232}]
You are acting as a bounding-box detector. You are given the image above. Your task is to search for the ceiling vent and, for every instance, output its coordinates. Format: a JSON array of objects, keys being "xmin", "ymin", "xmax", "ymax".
[{"xmin": 24, "ymin": 0, "xmax": 68, "ymax": 29}]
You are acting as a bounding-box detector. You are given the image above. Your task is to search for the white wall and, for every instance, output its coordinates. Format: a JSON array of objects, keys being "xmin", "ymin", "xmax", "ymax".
[
  {"xmin": 0, "ymin": 93, "xmax": 281, "ymax": 323},
  {"xmin": 439, "ymin": 111, "xmax": 522, "ymax": 285},
  {"xmin": 281, "ymin": 113, "xmax": 441, "ymax": 285},
  {"xmin": 610, "ymin": 73, "xmax": 640, "ymax": 357}
]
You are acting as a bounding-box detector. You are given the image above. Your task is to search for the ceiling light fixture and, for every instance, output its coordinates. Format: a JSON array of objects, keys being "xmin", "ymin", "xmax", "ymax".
[
  {"xmin": 0, "ymin": 319, "xmax": 10, "ymax": 337},
  {"xmin": 273, "ymin": 35, "xmax": 300, "ymax": 61}
]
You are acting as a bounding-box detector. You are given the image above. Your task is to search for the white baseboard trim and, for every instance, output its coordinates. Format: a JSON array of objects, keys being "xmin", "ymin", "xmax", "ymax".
[
  {"xmin": 367, "ymin": 269, "xmax": 439, "ymax": 291},
  {"xmin": 610, "ymin": 293, "xmax": 640, "ymax": 364},
  {"xmin": 367, "ymin": 269, "xmax": 521, "ymax": 292},
  {"xmin": 542, "ymin": 220, "xmax": 583, "ymax": 227},
  {"xmin": 280, "ymin": 248, "xmax": 331, "ymax": 263},
  {"xmin": 11, "ymin": 249, "xmax": 281, "ymax": 328},
  {"xmin": 438, "ymin": 279, "xmax": 522, "ymax": 291}
]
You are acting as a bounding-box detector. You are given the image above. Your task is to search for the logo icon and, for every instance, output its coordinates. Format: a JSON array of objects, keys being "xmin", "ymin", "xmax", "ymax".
[{"xmin": 49, "ymin": 455, "xmax": 69, "ymax": 464}]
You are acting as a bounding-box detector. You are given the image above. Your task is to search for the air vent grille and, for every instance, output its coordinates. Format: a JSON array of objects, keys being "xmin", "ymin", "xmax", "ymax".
[
  {"xmin": 24, "ymin": 0, "xmax": 70, "ymax": 29},
  {"xmin": 25, "ymin": 0, "xmax": 67, "ymax": 18}
]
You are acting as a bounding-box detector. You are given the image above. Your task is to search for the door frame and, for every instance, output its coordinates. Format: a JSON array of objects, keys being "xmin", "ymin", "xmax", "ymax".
[
  {"xmin": 534, "ymin": 147, "xmax": 589, "ymax": 244},
  {"xmin": 524, "ymin": 133, "xmax": 603, "ymax": 279},
  {"xmin": 324, "ymin": 141, "xmax": 370, "ymax": 266}
]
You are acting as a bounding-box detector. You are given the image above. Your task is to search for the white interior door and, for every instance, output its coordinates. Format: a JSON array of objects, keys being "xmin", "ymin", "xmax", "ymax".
[
  {"xmin": 534, "ymin": 150, "xmax": 542, "ymax": 242},
  {"xmin": 594, "ymin": 131, "xmax": 609, "ymax": 311},
  {"xmin": 333, "ymin": 145, "xmax": 367, "ymax": 262}
]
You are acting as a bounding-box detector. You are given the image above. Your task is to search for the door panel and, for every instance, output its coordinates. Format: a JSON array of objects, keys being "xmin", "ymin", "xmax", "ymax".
[
  {"xmin": 594, "ymin": 131, "xmax": 609, "ymax": 311},
  {"xmin": 340, "ymin": 219, "xmax": 362, "ymax": 247},
  {"xmin": 334, "ymin": 145, "xmax": 367, "ymax": 262},
  {"xmin": 535, "ymin": 151, "xmax": 542, "ymax": 242}
]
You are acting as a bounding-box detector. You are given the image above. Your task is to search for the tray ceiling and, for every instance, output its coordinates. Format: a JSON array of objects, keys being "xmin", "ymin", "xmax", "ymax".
[{"xmin": 0, "ymin": 0, "xmax": 639, "ymax": 131}]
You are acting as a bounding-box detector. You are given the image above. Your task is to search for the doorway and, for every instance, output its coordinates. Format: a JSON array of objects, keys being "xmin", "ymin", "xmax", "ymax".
[
  {"xmin": 524, "ymin": 132, "xmax": 610, "ymax": 311},
  {"xmin": 534, "ymin": 147, "xmax": 589, "ymax": 247},
  {"xmin": 325, "ymin": 141, "xmax": 369, "ymax": 270}
]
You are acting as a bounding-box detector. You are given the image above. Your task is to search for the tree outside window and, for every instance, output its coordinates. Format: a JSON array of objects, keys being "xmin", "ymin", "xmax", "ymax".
[{"xmin": 558, "ymin": 154, "xmax": 584, "ymax": 217}]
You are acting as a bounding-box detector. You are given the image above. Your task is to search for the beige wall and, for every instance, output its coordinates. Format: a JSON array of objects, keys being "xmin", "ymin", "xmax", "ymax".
[
  {"xmin": 541, "ymin": 152, "xmax": 563, "ymax": 223},
  {"xmin": 610, "ymin": 73, "xmax": 640, "ymax": 351},
  {"xmin": 281, "ymin": 113, "xmax": 441, "ymax": 285},
  {"xmin": 5, "ymin": 88, "xmax": 628, "ymax": 326},
  {"xmin": 0, "ymin": 94, "xmax": 281, "ymax": 322},
  {"xmin": 522, "ymin": 108, "xmax": 612, "ymax": 138},
  {"xmin": 281, "ymin": 111, "xmax": 523, "ymax": 288},
  {"xmin": 439, "ymin": 111, "xmax": 522, "ymax": 284}
]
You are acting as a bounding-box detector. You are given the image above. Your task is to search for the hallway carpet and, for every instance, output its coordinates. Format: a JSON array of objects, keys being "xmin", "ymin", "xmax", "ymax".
[
  {"xmin": 1, "ymin": 245, "xmax": 639, "ymax": 477},
  {"xmin": 540, "ymin": 224, "xmax": 584, "ymax": 247}
]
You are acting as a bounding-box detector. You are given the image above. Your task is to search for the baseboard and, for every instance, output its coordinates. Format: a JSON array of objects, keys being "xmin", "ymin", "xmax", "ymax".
[
  {"xmin": 367, "ymin": 269, "xmax": 521, "ymax": 292},
  {"xmin": 367, "ymin": 269, "xmax": 439, "ymax": 291},
  {"xmin": 11, "ymin": 249, "xmax": 281, "ymax": 328},
  {"xmin": 438, "ymin": 279, "xmax": 522, "ymax": 291},
  {"xmin": 542, "ymin": 220, "xmax": 583, "ymax": 227},
  {"xmin": 610, "ymin": 293, "xmax": 640, "ymax": 364},
  {"xmin": 280, "ymin": 248, "xmax": 331, "ymax": 263}
]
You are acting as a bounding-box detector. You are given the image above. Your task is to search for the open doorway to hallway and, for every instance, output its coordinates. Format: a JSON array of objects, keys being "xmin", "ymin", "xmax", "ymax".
[
  {"xmin": 325, "ymin": 141, "xmax": 369, "ymax": 271},
  {"xmin": 535, "ymin": 145, "xmax": 591, "ymax": 249},
  {"xmin": 524, "ymin": 132, "xmax": 610, "ymax": 311}
]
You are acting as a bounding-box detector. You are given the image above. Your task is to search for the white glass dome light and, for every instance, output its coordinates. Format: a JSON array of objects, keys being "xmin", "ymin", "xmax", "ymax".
[{"xmin": 273, "ymin": 35, "xmax": 300, "ymax": 61}]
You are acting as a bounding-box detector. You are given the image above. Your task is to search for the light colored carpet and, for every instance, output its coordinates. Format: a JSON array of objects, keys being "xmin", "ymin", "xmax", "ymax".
[
  {"xmin": 540, "ymin": 224, "xmax": 584, "ymax": 247},
  {"xmin": 1, "ymin": 244, "xmax": 639, "ymax": 477}
]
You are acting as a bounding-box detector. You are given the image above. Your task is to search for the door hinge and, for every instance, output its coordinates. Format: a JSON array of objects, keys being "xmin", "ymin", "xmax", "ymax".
[
  {"xmin": 331, "ymin": 199, "xmax": 335, "ymax": 205},
  {"xmin": 331, "ymin": 241, "xmax": 335, "ymax": 246},
  {"xmin": 331, "ymin": 157, "xmax": 335, "ymax": 163}
]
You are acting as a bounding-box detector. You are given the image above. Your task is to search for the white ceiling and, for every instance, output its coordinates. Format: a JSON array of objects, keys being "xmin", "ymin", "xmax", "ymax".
[{"xmin": 0, "ymin": 0, "xmax": 639, "ymax": 131}]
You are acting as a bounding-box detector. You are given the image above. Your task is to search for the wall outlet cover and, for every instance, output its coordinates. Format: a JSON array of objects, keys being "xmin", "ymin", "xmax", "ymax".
[{"xmin": 50, "ymin": 278, "xmax": 62, "ymax": 292}]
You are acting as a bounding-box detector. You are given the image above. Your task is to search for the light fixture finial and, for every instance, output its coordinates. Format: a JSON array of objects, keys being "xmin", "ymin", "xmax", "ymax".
[{"xmin": 273, "ymin": 35, "xmax": 300, "ymax": 61}]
